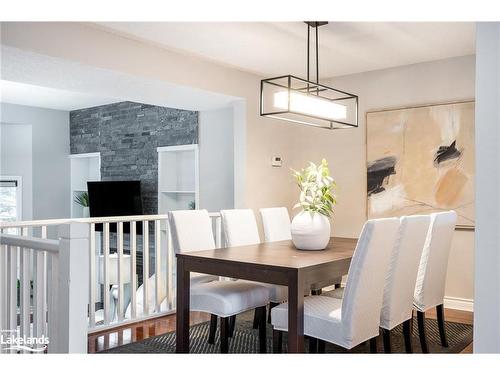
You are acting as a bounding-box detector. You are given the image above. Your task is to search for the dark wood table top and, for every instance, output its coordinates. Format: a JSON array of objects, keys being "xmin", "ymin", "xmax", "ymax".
[{"xmin": 176, "ymin": 237, "xmax": 357, "ymax": 270}]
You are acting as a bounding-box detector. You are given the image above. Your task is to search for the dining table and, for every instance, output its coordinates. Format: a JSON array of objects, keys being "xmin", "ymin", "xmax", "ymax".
[{"xmin": 175, "ymin": 236, "xmax": 357, "ymax": 353}]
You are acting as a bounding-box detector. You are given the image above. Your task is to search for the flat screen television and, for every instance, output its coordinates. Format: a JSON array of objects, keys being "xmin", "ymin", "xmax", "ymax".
[{"xmin": 87, "ymin": 181, "xmax": 143, "ymax": 234}]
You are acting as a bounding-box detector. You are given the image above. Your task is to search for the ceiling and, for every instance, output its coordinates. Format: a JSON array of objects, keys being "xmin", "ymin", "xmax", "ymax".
[
  {"xmin": 0, "ymin": 80, "xmax": 119, "ymax": 111},
  {"xmin": 0, "ymin": 46, "xmax": 239, "ymax": 112},
  {"xmin": 96, "ymin": 22, "xmax": 476, "ymax": 79}
]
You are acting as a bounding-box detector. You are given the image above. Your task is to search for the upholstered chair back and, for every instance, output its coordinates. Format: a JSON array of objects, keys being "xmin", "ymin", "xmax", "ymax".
[
  {"xmin": 221, "ymin": 209, "xmax": 261, "ymax": 247},
  {"xmin": 413, "ymin": 211, "xmax": 457, "ymax": 311},
  {"xmin": 380, "ymin": 215, "xmax": 431, "ymax": 330},
  {"xmin": 260, "ymin": 207, "xmax": 292, "ymax": 242},
  {"xmin": 168, "ymin": 209, "xmax": 216, "ymax": 254},
  {"xmin": 341, "ymin": 218, "xmax": 400, "ymax": 347}
]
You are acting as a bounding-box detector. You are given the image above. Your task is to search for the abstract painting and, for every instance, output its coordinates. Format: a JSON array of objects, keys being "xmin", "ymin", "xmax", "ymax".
[{"xmin": 366, "ymin": 101, "xmax": 475, "ymax": 228}]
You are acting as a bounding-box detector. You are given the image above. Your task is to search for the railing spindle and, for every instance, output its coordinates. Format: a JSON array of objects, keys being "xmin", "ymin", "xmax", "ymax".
[
  {"xmin": 142, "ymin": 220, "xmax": 149, "ymax": 316},
  {"xmin": 0, "ymin": 243, "xmax": 7, "ymax": 351},
  {"xmin": 167, "ymin": 222, "xmax": 174, "ymax": 310},
  {"xmin": 215, "ymin": 215, "xmax": 222, "ymax": 248},
  {"xmin": 103, "ymin": 223, "xmax": 110, "ymax": 325},
  {"xmin": 130, "ymin": 221, "xmax": 137, "ymax": 320},
  {"xmin": 117, "ymin": 222, "xmax": 124, "ymax": 321},
  {"xmin": 89, "ymin": 223, "xmax": 96, "ymax": 328},
  {"xmin": 155, "ymin": 220, "xmax": 161, "ymax": 313},
  {"xmin": 41, "ymin": 226, "xmax": 48, "ymax": 338},
  {"xmin": 7, "ymin": 245, "xmax": 17, "ymax": 333},
  {"xmin": 33, "ymin": 248, "xmax": 45, "ymax": 352},
  {"xmin": 20, "ymin": 247, "xmax": 30, "ymax": 353},
  {"xmin": 47, "ymin": 252, "xmax": 59, "ymax": 353}
]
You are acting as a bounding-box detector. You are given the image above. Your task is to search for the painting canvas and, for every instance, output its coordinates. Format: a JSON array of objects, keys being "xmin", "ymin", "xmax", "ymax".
[{"xmin": 366, "ymin": 101, "xmax": 475, "ymax": 228}]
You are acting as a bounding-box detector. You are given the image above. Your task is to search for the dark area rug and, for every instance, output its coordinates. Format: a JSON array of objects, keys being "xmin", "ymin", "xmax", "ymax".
[{"xmin": 102, "ymin": 310, "xmax": 472, "ymax": 354}]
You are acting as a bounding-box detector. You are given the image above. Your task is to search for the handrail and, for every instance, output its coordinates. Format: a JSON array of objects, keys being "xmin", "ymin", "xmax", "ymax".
[
  {"xmin": 0, "ymin": 234, "xmax": 60, "ymax": 253},
  {"xmin": 0, "ymin": 212, "xmax": 221, "ymax": 228}
]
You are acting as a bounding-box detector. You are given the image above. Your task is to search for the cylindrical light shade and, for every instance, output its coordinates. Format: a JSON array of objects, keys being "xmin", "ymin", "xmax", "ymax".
[
  {"xmin": 260, "ymin": 75, "xmax": 358, "ymax": 129},
  {"xmin": 274, "ymin": 91, "xmax": 347, "ymax": 121}
]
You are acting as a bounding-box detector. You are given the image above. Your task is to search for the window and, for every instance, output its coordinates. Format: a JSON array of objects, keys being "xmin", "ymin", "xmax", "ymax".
[{"xmin": 0, "ymin": 176, "xmax": 22, "ymax": 224}]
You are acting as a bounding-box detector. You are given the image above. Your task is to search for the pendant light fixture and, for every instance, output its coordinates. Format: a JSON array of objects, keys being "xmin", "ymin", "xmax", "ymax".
[{"xmin": 260, "ymin": 22, "xmax": 358, "ymax": 129}]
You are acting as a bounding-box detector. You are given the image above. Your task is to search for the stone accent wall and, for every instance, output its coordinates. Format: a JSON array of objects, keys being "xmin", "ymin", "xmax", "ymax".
[{"xmin": 70, "ymin": 101, "xmax": 198, "ymax": 214}]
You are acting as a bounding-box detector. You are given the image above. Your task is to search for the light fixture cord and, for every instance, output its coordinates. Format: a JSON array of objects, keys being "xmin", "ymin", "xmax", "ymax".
[
  {"xmin": 307, "ymin": 23, "xmax": 310, "ymax": 92},
  {"xmin": 316, "ymin": 23, "xmax": 319, "ymax": 88}
]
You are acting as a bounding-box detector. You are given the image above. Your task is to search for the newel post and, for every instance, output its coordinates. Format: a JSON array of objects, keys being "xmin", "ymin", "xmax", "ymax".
[{"xmin": 49, "ymin": 222, "xmax": 89, "ymax": 353}]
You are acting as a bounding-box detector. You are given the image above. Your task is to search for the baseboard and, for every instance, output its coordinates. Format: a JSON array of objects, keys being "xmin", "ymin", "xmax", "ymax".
[
  {"xmin": 330, "ymin": 284, "xmax": 474, "ymax": 312},
  {"xmin": 444, "ymin": 296, "xmax": 474, "ymax": 312}
]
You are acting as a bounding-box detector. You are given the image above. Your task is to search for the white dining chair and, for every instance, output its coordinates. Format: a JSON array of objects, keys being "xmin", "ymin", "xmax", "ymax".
[
  {"xmin": 221, "ymin": 208, "xmax": 288, "ymax": 327},
  {"xmin": 220, "ymin": 208, "xmax": 261, "ymax": 246},
  {"xmin": 169, "ymin": 209, "xmax": 270, "ymax": 353},
  {"xmin": 413, "ymin": 210, "xmax": 457, "ymax": 353},
  {"xmin": 260, "ymin": 207, "xmax": 292, "ymax": 242},
  {"xmin": 271, "ymin": 217, "xmax": 400, "ymax": 353},
  {"xmin": 324, "ymin": 214, "xmax": 431, "ymax": 353}
]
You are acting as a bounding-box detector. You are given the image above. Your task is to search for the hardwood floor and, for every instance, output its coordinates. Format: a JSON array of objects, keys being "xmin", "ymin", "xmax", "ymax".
[
  {"xmin": 425, "ymin": 307, "xmax": 474, "ymax": 353},
  {"xmin": 88, "ymin": 308, "xmax": 473, "ymax": 353},
  {"xmin": 87, "ymin": 311, "xmax": 210, "ymax": 353}
]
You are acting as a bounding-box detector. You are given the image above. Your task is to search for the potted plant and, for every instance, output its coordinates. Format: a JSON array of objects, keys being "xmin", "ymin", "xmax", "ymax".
[
  {"xmin": 291, "ymin": 159, "xmax": 337, "ymax": 250},
  {"xmin": 74, "ymin": 191, "xmax": 90, "ymax": 217}
]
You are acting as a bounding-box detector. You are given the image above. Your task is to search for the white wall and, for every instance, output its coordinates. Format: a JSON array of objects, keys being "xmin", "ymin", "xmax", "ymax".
[
  {"xmin": 0, "ymin": 103, "xmax": 70, "ymax": 221},
  {"xmin": 198, "ymin": 107, "xmax": 235, "ymax": 211},
  {"xmin": 0, "ymin": 123, "xmax": 33, "ymax": 220},
  {"xmin": 474, "ymin": 22, "xmax": 500, "ymax": 353},
  {"xmin": 287, "ymin": 55, "xmax": 475, "ymax": 303}
]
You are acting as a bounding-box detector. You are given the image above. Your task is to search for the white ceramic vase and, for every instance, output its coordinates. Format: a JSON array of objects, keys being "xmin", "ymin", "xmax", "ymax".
[
  {"xmin": 83, "ymin": 207, "xmax": 90, "ymax": 218},
  {"xmin": 290, "ymin": 210, "xmax": 331, "ymax": 250}
]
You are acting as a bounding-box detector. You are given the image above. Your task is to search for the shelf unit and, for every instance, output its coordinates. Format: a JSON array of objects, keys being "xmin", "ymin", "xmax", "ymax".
[
  {"xmin": 69, "ymin": 152, "xmax": 101, "ymax": 218},
  {"xmin": 157, "ymin": 145, "xmax": 199, "ymax": 220}
]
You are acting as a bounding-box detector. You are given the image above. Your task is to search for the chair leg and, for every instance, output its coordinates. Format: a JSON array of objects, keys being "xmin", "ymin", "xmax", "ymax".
[
  {"xmin": 257, "ymin": 306, "xmax": 267, "ymax": 353},
  {"xmin": 382, "ymin": 328, "xmax": 391, "ymax": 353},
  {"xmin": 272, "ymin": 330, "xmax": 282, "ymax": 353},
  {"xmin": 369, "ymin": 337, "xmax": 377, "ymax": 353},
  {"xmin": 334, "ymin": 283, "xmax": 341, "ymax": 289},
  {"xmin": 403, "ymin": 318, "xmax": 413, "ymax": 353},
  {"xmin": 417, "ymin": 311, "xmax": 429, "ymax": 353},
  {"xmin": 318, "ymin": 339, "xmax": 326, "ymax": 353},
  {"xmin": 268, "ymin": 302, "xmax": 279, "ymax": 323},
  {"xmin": 436, "ymin": 304, "xmax": 449, "ymax": 348},
  {"xmin": 252, "ymin": 308, "xmax": 259, "ymax": 329},
  {"xmin": 208, "ymin": 314, "xmax": 217, "ymax": 344},
  {"xmin": 308, "ymin": 337, "xmax": 318, "ymax": 353},
  {"xmin": 311, "ymin": 289, "xmax": 322, "ymax": 295},
  {"xmin": 220, "ymin": 316, "xmax": 229, "ymax": 353},
  {"xmin": 228, "ymin": 315, "xmax": 236, "ymax": 338}
]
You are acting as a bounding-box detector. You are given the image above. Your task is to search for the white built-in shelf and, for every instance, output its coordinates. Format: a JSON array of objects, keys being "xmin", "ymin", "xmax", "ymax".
[
  {"xmin": 69, "ymin": 152, "xmax": 101, "ymax": 218},
  {"xmin": 157, "ymin": 145, "xmax": 199, "ymax": 214}
]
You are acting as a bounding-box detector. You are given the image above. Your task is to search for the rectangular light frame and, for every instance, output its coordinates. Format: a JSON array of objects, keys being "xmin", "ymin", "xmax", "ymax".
[{"xmin": 260, "ymin": 75, "xmax": 358, "ymax": 130}]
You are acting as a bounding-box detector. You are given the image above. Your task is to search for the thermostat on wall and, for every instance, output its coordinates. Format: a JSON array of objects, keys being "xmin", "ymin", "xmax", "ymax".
[{"xmin": 272, "ymin": 156, "xmax": 282, "ymax": 167}]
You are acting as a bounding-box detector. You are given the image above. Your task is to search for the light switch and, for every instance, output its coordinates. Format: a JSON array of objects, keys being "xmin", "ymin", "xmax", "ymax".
[{"xmin": 272, "ymin": 156, "xmax": 282, "ymax": 167}]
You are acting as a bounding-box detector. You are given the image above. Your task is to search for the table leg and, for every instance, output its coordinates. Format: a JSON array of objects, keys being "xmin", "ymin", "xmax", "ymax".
[
  {"xmin": 287, "ymin": 270, "xmax": 304, "ymax": 353},
  {"xmin": 175, "ymin": 257, "xmax": 190, "ymax": 353}
]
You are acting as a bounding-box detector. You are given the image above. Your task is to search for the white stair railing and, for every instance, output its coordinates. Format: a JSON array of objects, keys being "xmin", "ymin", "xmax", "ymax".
[
  {"xmin": 0, "ymin": 222, "xmax": 89, "ymax": 353},
  {"xmin": 0, "ymin": 212, "xmax": 223, "ymax": 338}
]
